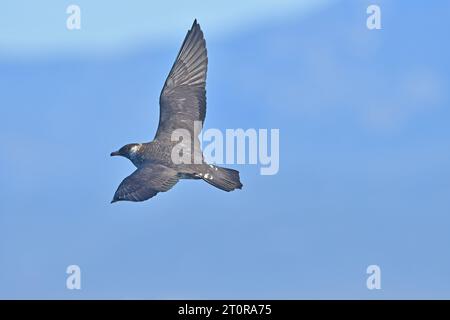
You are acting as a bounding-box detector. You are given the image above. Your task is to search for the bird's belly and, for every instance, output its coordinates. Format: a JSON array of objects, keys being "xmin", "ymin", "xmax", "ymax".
[{"xmin": 178, "ymin": 173, "xmax": 201, "ymax": 180}]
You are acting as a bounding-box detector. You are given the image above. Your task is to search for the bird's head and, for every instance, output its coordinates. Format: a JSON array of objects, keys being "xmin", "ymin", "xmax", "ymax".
[{"xmin": 110, "ymin": 143, "xmax": 142, "ymax": 159}]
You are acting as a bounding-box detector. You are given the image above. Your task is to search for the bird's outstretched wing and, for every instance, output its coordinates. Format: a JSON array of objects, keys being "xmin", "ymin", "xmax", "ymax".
[
  {"xmin": 112, "ymin": 164, "xmax": 179, "ymax": 203},
  {"xmin": 155, "ymin": 19, "xmax": 207, "ymax": 144}
]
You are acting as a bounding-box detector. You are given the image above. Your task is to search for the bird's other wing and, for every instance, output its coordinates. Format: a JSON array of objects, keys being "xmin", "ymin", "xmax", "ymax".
[
  {"xmin": 111, "ymin": 164, "xmax": 179, "ymax": 203},
  {"xmin": 155, "ymin": 19, "xmax": 207, "ymax": 147}
]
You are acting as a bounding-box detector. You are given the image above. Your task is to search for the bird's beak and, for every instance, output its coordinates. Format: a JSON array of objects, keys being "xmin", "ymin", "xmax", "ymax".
[{"xmin": 110, "ymin": 151, "xmax": 120, "ymax": 157}]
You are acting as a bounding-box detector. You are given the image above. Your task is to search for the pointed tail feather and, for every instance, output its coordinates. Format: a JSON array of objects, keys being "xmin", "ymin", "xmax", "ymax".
[{"xmin": 202, "ymin": 165, "xmax": 243, "ymax": 192}]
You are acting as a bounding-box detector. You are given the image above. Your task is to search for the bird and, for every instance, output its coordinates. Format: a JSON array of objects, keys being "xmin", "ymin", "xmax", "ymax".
[{"xmin": 110, "ymin": 19, "xmax": 243, "ymax": 203}]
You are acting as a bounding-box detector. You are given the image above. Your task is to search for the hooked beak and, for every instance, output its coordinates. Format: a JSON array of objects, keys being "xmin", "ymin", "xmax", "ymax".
[{"xmin": 110, "ymin": 151, "xmax": 120, "ymax": 157}]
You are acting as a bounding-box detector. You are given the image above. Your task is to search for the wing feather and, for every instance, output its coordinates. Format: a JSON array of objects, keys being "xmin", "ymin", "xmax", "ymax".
[
  {"xmin": 155, "ymin": 19, "xmax": 208, "ymax": 143},
  {"xmin": 112, "ymin": 164, "xmax": 179, "ymax": 203}
]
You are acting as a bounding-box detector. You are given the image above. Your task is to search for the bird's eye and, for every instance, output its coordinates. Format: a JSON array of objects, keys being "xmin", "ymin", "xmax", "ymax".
[{"xmin": 130, "ymin": 145, "xmax": 139, "ymax": 153}]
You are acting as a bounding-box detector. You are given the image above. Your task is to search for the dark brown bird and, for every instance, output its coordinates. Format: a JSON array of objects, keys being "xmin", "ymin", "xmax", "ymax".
[{"xmin": 110, "ymin": 20, "xmax": 242, "ymax": 203}]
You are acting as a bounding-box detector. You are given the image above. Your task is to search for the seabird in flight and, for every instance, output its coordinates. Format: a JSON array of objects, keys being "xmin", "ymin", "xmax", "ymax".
[{"xmin": 110, "ymin": 20, "xmax": 242, "ymax": 203}]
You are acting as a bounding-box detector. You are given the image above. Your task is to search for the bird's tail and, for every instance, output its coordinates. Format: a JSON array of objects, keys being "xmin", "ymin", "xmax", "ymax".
[{"xmin": 201, "ymin": 165, "xmax": 243, "ymax": 192}]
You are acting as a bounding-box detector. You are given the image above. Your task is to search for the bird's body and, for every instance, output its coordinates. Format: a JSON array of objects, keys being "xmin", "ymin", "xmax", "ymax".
[
  {"xmin": 110, "ymin": 20, "xmax": 243, "ymax": 203},
  {"xmin": 122, "ymin": 141, "xmax": 218, "ymax": 180}
]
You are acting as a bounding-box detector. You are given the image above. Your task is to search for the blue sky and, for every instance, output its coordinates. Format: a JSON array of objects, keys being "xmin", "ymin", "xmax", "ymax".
[
  {"xmin": 0, "ymin": 0, "xmax": 449, "ymax": 299},
  {"xmin": 0, "ymin": 0, "xmax": 332, "ymax": 55}
]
